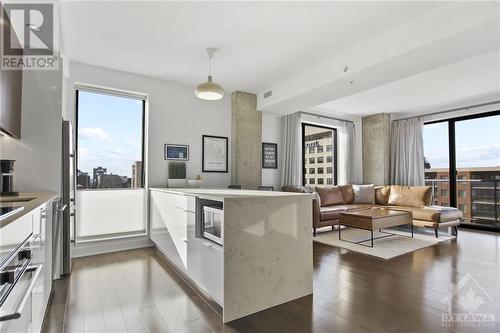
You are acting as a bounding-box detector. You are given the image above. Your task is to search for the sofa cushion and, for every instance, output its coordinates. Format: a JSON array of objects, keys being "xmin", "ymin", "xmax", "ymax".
[
  {"xmin": 316, "ymin": 186, "xmax": 344, "ymax": 206},
  {"xmin": 320, "ymin": 206, "xmax": 346, "ymax": 220},
  {"xmin": 381, "ymin": 205, "xmax": 462, "ymax": 223},
  {"xmin": 339, "ymin": 184, "xmax": 354, "ymax": 204},
  {"xmin": 382, "ymin": 206, "xmax": 440, "ymax": 222},
  {"xmin": 387, "ymin": 185, "xmax": 431, "ymax": 207},
  {"xmin": 282, "ymin": 185, "xmax": 310, "ymax": 193},
  {"xmin": 375, "ymin": 186, "xmax": 391, "ymax": 205},
  {"xmin": 352, "ymin": 184, "xmax": 375, "ymax": 204}
]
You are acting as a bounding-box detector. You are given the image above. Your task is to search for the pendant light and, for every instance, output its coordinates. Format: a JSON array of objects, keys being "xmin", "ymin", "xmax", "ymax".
[{"xmin": 195, "ymin": 48, "xmax": 225, "ymax": 100}]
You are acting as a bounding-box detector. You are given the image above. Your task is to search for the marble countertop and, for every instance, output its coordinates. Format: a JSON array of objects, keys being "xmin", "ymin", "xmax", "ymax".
[
  {"xmin": 149, "ymin": 187, "xmax": 312, "ymax": 199},
  {"xmin": 0, "ymin": 192, "xmax": 58, "ymax": 229}
]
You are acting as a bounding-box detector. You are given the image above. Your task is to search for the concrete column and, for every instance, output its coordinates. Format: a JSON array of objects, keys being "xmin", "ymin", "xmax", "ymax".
[
  {"xmin": 362, "ymin": 113, "xmax": 390, "ymax": 185},
  {"xmin": 231, "ymin": 91, "xmax": 262, "ymax": 189}
]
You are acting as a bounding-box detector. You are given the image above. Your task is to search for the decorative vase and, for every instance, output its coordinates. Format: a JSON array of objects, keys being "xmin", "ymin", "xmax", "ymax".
[{"xmin": 187, "ymin": 179, "xmax": 203, "ymax": 188}]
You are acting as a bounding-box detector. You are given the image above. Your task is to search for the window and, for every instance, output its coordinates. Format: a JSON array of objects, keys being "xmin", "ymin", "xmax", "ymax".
[
  {"xmin": 326, "ymin": 178, "xmax": 333, "ymax": 185},
  {"xmin": 309, "ymin": 147, "xmax": 315, "ymax": 154},
  {"xmin": 458, "ymin": 204, "xmax": 467, "ymax": 213},
  {"xmin": 302, "ymin": 123, "xmax": 337, "ymax": 186},
  {"xmin": 309, "ymin": 178, "xmax": 315, "ymax": 185},
  {"xmin": 309, "ymin": 168, "xmax": 315, "ymax": 174},
  {"xmin": 317, "ymin": 178, "xmax": 324, "ymax": 185},
  {"xmin": 441, "ymin": 189, "xmax": 449, "ymax": 196},
  {"xmin": 424, "ymin": 110, "xmax": 500, "ymax": 230},
  {"xmin": 309, "ymin": 157, "xmax": 315, "ymax": 164},
  {"xmin": 77, "ymin": 90, "xmax": 145, "ymax": 189},
  {"xmin": 76, "ymin": 88, "xmax": 147, "ymax": 243}
]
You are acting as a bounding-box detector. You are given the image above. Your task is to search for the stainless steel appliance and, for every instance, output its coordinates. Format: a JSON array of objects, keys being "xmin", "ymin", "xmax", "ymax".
[
  {"xmin": 57, "ymin": 120, "xmax": 74, "ymax": 277},
  {"xmin": 0, "ymin": 160, "xmax": 18, "ymax": 197},
  {"xmin": 202, "ymin": 206, "xmax": 224, "ymax": 245},
  {"xmin": 0, "ymin": 232, "xmax": 42, "ymax": 332},
  {"xmin": 0, "ymin": 207, "xmax": 23, "ymax": 222}
]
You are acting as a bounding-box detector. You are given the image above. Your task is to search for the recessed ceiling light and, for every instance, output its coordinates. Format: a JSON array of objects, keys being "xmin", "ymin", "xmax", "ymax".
[
  {"xmin": 348, "ymin": 80, "xmax": 354, "ymax": 85},
  {"xmin": 26, "ymin": 23, "xmax": 40, "ymax": 31},
  {"xmin": 343, "ymin": 65, "xmax": 349, "ymax": 73}
]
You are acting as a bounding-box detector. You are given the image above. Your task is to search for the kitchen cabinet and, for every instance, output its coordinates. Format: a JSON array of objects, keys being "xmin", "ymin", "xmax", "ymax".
[
  {"xmin": 0, "ymin": 199, "xmax": 54, "ymax": 333},
  {"xmin": 150, "ymin": 190, "xmax": 223, "ymax": 304}
]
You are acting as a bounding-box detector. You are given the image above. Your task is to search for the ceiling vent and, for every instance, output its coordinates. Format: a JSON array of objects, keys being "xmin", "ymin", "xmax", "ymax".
[{"xmin": 263, "ymin": 90, "xmax": 273, "ymax": 99}]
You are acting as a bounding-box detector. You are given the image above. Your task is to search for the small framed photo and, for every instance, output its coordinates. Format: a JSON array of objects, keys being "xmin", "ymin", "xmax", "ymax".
[
  {"xmin": 202, "ymin": 135, "xmax": 228, "ymax": 173},
  {"xmin": 165, "ymin": 144, "xmax": 189, "ymax": 161},
  {"xmin": 262, "ymin": 142, "xmax": 278, "ymax": 169}
]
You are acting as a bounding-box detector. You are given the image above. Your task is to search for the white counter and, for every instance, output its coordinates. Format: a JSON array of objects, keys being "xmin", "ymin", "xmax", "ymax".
[{"xmin": 149, "ymin": 188, "xmax": 313, "ymax": 323}]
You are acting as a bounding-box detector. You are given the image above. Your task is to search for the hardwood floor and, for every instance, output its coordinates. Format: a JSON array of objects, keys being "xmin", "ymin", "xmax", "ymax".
[{"xmin": 44, "ymin": 229, "xmax": 500, "ymax": 333}]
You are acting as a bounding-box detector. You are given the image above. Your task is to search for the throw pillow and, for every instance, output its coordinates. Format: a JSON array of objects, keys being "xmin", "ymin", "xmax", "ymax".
[
  {"xmin": 338, "ymin": 184, "xmax": 354, "ymax": 204},
  {"xmin": 375, "ymin": 186, "xmax": 391, "ymax": 205},
  {"xmin": 315, "ymin": 186, "xmax": 344, "ymax": 207},
  {"xmin": 387, "ymin": 185, "xmax": 432, "ymax": 207},
  {"xmin": 352, "ymin": 184, "xmax": 375, "ymax": 204}
]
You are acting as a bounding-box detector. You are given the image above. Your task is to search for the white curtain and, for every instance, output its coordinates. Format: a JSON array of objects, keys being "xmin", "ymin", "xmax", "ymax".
[
  {"xmin": 390, "ymin": 117, "xmax": 425, "ymax": 186},
  {"xmin": 337, "ymin": 121, "xmax": 356, "ymax": 184},
  {"xmin": 281, "ymin": 113, "xmax": 302, "ymax": 186}
]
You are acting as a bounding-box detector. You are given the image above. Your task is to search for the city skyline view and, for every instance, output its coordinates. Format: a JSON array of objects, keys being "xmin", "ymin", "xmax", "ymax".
[
  {"xmin": 423, "ymin": 115, "xmax": 500, "ymax": 169},
  {"xmin": 77, "ymin": 90, "xmax": 144, "ymax": 178}
]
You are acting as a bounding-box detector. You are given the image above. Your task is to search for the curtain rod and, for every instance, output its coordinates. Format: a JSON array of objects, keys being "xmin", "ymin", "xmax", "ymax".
[
  {"xmin": 396, "ymin": 100, "xmax": 500, "ymax": 121},
  {"xmin": 300, "ymin": 111, "xmax": 355, "ymax": 124}
]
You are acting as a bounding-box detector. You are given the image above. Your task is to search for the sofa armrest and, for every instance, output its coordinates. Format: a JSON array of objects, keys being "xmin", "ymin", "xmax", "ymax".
[{"xmin": 312, "ymin": 197, "xmax": 321, "ymax": 228}]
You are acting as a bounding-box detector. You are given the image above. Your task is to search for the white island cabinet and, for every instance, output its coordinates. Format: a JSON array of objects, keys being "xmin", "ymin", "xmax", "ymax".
[{"xmin": 149, "ymin": 188, "xmax": 313, "ymax": 323}]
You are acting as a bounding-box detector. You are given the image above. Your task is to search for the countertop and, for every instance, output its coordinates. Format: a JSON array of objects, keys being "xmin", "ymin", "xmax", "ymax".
[
  {"xmin": 149, "ymin": 187, "xmax": 313, "ymax": 199},
  {"xmin": 0, "ymin": 192, "xmax": 58, "ymax": 229}
]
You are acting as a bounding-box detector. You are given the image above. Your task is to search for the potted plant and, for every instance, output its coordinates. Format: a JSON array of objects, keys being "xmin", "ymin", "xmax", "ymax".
[{"xmin": 167, "ymin": 162, "xmax": 187, "ymax": 188}]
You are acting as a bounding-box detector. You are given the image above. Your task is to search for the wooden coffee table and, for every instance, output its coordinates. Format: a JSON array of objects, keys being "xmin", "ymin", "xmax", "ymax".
[{"xmin": 339, "ymin": 209, "xmax": 413, "ymax": 247}]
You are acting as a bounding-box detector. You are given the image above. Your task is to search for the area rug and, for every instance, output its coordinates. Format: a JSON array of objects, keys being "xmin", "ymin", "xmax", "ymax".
[{"xmin": 313, "ymin": 227, "xmax": 453, "ymax": 260}]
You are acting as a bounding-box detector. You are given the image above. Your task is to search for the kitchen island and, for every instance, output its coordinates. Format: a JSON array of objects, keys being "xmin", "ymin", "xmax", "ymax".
[{"xmin": 149, "ymin": 188, "xmax": 313, "ymax": 323}]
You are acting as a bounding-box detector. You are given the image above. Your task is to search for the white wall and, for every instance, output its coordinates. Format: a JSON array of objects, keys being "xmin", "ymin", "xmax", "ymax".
[
  {"xmin": 0, "ymin": 65, "xmax": 63, "ymax": 193},
  {"xmin": 67, "ymin": 62, "xmax": 232, "ymax": 188},
  {"xmin": 261, "ymin": 113, "xmax": 282, "ymax": 189}
]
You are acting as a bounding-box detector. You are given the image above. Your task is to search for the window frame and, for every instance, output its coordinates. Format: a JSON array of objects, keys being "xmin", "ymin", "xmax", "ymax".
[
  {"xmin": 75, "ymin": 86, "xmax": 147, "ymax": 191},
  {"xmin": 424, "ymin": 109, "xmax": 500, "ymax": 232},
  {"xmin": 301, "ymin": 123, "xmax": 338, "ymax": 186}
]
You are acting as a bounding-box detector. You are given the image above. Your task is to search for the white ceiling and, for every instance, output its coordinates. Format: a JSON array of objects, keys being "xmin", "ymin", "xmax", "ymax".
[
  {"xmin": 59, "ymin": 1, "xmax": 500, "ymax": 116},
  {"xmin": 59, "ymin": 1, "xmax": 442, "ymax": 93},
  {"xmin": 317, "ymin": 49, "xmax": 500, "ymax": 115}
]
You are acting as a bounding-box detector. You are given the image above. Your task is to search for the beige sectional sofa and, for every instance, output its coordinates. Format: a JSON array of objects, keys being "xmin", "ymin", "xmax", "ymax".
[{"xmin": 282, "ymin": 184, "xmax": 462, "ymax": 237}]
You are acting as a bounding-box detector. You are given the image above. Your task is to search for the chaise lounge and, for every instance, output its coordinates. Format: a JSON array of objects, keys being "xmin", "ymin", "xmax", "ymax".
[{"xmin": 282, "ymin": 184, "xmax": 462, "ymax": 237}]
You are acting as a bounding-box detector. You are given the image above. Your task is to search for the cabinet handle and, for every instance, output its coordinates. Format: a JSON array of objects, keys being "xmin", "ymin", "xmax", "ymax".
[
  {"xmin": 0, "ymin": 265, "xmax": 42, "ymax": 322},
  {"xmin": 182, "ymin": 238, "xmax": 188, "ymax": 243}
]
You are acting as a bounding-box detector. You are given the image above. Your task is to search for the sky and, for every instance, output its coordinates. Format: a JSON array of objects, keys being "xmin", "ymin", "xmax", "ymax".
[
  {"xmin": 423, "ymin": 115, "xmax": 500, "ymax": 169},
  {"xmin": 77, "ymin": 91, "xmax": 143, "ymax": 178}
]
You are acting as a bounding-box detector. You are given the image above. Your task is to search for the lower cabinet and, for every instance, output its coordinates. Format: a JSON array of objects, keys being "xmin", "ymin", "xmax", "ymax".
[{"xmin": 150, "ymin": 190, "xmax": 223, "ymax": 305}]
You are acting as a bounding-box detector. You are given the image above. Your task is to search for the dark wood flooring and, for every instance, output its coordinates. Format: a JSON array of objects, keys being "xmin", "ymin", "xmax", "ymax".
[{"xmin": 43, "ymin": 229, "xmax": 500, "ymax": 332}]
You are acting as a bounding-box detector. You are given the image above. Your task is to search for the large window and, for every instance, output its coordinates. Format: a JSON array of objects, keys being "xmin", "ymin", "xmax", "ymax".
[
  {"xmin": 77, "ymin": 90, "xmax": 145, "ymax": 189},
  {"xmin": 423, "ymin": 111, "xmax": 500, "ymax": 231},
  {"xmin": 75, "ymin": 88, "xmax": 147, "ymax": 242},
  {"xmin": 302, "ymin": 123, "xmax": 337, "ymax": 186}
]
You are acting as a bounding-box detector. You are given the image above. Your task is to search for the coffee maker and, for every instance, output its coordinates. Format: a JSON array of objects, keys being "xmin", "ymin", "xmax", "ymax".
[{"xmin": 0, "ymin": 159, "xmax": 18, "ymax": 196}]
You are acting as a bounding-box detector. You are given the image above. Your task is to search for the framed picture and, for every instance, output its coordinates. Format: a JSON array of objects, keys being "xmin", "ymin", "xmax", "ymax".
[
  {"xmin": 262, "ymin": 142, "xmax": 278, "ymax": 169},
  {"xmin": 202, "ymin": 135, "xmax": 228, "ymax": 173},
  {"xmin": 165, "ymin": 144, "xmax": 189, "ymax": 161}
]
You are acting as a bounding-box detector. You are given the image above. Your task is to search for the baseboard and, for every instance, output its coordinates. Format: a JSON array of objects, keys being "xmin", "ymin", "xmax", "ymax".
[
  {"xmin": 153, "ymin": 247, "xmax": 223, "ymax": 317},
  {"xmin": 71, "ymin": 235, "xmax": 154, "ymax": 258}
]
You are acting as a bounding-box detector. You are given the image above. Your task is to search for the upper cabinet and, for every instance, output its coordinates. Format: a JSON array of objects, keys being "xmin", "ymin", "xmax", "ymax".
[{"xmin": 0, "ymin": 5, "xmax": 23, "ymax": 138}]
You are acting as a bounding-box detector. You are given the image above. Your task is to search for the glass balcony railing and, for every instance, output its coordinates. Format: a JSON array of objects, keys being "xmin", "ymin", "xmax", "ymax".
[{"xmin": 425, "ymin": 179, "xmax": 500, "ymax": 229}]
